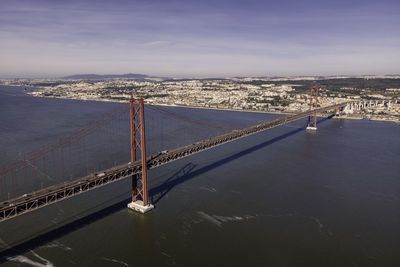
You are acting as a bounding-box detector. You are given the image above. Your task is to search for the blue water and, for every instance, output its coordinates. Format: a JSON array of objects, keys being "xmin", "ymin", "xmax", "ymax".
[{"xmin": 0, "ymin": 85, "xmax": 399, "ymax": 266}]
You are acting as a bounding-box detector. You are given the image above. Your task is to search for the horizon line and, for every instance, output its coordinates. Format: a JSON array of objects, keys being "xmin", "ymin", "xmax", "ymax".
[{"xmin": 1, "ymin": 73, "xmax": 400, "ymax": 80}]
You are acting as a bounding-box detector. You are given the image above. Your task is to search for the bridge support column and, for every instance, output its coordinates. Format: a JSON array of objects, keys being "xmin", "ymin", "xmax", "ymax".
[
  {"xmin": 306, "ymin": 112, "xmax": 317, "ymax": 130},
  {"xmin": 334, "ymin": 107, "xmax": 342, "ymax": 117},
  {"xmin": 128, "ymin": 97, "xmax": 154, "ymax": 213},
  {"xmin": 306, "ymin": 85, "xmax": 319, "ymax": 131}
]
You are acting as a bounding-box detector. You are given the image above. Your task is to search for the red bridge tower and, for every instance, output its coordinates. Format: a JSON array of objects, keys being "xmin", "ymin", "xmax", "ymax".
[
  {"xmin": 307, "ymin": 85, "xmax": 319, "ymax": 131},
  {"xmin": 128, "ymin": 97, "xmax": 154, "ymax": 213}
]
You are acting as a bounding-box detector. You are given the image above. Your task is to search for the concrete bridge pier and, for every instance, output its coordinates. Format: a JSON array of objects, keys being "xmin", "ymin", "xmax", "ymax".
[{"xmin": 306, "ymin": 125, "xmax": 317, "ymax": 131}]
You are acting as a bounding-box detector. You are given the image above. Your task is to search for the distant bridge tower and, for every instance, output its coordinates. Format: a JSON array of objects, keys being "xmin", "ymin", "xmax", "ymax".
[
  {"xmin": 128, "ymin": 97, "xmax": 154, "ymax": 213},
  {"xmin": 306, "ymin": 85, "xmax": 319, "ymax": 131}
]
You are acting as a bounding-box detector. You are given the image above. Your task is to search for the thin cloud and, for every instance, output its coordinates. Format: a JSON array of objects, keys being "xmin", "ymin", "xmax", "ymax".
[{"xmin": 0, "ymin": 0, "xmax": 399, "ymax": 77}]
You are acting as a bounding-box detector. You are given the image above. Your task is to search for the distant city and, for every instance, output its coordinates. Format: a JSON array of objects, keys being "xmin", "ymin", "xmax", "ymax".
[{"xmin": 2, "ymin": 74, "xmax": 400, "ymax": 122}]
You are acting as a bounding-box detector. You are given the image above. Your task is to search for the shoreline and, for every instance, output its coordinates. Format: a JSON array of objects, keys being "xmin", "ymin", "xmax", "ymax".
[
  {"xmin": 149, "ymin": 102, "xmax": 293, "ymax": 115},
  {"xmin": 26, "ymin": 93, "xmax": 294, "ymax": 116},
  {"xmin": 29, "ymin": 94, "xmax": 400, "ymax": 124},
  {"xmin": 3, "ymin": 85, "xmax": 397, "ymax": 124}
]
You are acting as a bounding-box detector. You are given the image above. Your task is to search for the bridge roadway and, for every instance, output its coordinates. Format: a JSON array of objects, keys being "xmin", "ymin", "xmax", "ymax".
[{"xmin": 0, "ymin": 102, "xmax": 349, "ymax": 221}]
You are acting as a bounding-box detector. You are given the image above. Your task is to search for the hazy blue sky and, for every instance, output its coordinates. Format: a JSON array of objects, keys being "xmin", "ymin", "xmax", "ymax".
[{"xmin": 0, "ymin": 0, "xmax": 399, "ymax": 78}]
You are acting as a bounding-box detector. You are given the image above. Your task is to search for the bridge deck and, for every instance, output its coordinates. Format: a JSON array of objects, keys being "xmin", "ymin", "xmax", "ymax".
[{"xmin": 0, "ymin": 102, "xmax": 349, "ymax": 222}]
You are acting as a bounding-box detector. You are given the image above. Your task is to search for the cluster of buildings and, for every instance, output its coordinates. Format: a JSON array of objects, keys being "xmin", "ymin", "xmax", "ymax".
[{"xmin": 1, "ymin": 78, "xmax": 399, "ymax": 122}]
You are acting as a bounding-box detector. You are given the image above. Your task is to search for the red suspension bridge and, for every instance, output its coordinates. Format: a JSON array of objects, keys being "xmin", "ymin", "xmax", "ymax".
[{"xmin": 0, "ymin": 88, "xmax": 353, "ymax": 221}]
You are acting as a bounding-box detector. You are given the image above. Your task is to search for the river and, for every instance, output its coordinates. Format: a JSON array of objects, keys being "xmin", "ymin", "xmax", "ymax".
[{"xmin": 0, "ymin": 85, "xmax": 399, "ymax": 266}]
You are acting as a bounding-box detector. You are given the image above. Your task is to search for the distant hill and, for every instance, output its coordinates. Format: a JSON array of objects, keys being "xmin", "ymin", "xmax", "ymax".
[{"xmin": 62, "ymin": 73, "xmax": 149, "ymax": 80}]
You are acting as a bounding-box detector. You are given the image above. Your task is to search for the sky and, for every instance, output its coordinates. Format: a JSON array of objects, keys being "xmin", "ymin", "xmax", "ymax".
[{"xmin": 0, "ymin": 0, "xmax": 399, "ymax": 78}]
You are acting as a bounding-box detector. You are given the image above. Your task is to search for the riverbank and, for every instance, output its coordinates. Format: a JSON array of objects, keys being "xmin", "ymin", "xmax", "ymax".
[
  {"xmin": 26, "ymin": 93, "xmax": 293, "ymax": 116},
  {"xmin": 22, "ymin": 89, "xmax": 400, "ymax": 124}
]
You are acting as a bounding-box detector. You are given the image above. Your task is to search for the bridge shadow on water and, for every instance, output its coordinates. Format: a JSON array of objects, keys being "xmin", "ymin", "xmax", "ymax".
[
  {"xmin": 150, "ymin": 115, "xmax": 333, "ymax": 204},
  {"xmin": 0, "ymin": 116, "xmax": 331, "ymax": 261}
]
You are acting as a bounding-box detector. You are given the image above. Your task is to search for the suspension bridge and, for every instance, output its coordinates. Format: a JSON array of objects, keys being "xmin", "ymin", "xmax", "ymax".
[{"xmin": 0, "ymin": 88, "xmax": 354, "ymax": 221}]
